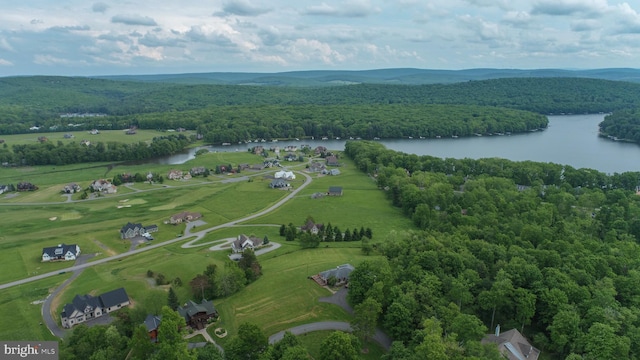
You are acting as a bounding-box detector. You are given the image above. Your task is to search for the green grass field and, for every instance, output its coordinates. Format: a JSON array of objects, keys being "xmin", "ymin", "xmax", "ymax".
[
  {"xmin": 297, "ymin": 330, "xmax": 386, "ymax": 359},
  {"xmin": 0, "ymin": 129, "xmax": 188, "ymax": 149},
  {"xmin": 0, "ymin": 152, "xmax": 416, "ymax": 353}
]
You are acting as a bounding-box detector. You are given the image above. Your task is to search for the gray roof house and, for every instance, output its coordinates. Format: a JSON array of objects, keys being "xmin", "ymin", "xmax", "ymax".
[
  {"xmin": 178, "ymin": 299, "xmax": 218, "ymax": 330},
  {"xmin": 61, "ymin": 288, "xmax": 130, "ymax": 328},
  {"xmin": 120, "ymin": 222, "xmax": 144, "ymax": 239},
  {"xmin": 328, "ymin": 186, "xmax": 343, "ymax": 196},
  {"xmin": 42, "ymin": 244, "xmax": 80, "ymax": 262},
  {"xmin": 481, "ymin": 327, "xmax": 540, "ymax": 360},
  {"xmin": 270, "ymin": 179, "xmax": 290, "ymax": 189}
]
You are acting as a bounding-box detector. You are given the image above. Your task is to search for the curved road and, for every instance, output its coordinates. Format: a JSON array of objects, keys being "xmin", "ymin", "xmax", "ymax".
[
  {"xmin": 0, "ymin": 171, "xmax": 312, "ymax": 290},
  {"xmin": 268, "ymin": 321, "xmax": 392, "ymax": 350}
]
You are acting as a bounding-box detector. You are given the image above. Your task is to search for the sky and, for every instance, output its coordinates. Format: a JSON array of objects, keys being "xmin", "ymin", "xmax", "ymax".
[{"xmin": 1, "ymin": 0, "xmax": 640, "ymax": 76}]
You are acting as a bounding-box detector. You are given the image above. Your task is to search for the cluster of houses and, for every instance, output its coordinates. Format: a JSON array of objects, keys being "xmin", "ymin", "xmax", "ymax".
[
  {"xmin": 41, "ymin": 244, "xmax": 81, "ymax": 262},
  {"xmin": 120, "ymin": 222, "xmax": 158, "ymax": 240},
  {"xmin": 16, "ymin": 182, "xmax": 38, "ymax": 191},
  {"xmin": 60, "ymin": 288, "xmax": 130, "ymax": 328}
]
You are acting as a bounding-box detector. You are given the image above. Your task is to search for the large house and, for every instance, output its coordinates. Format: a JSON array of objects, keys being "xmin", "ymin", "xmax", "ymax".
[
  {"xmin": 313, "ymin": 264, "xmax": 355, "ymax": 286},
  {"xmin": 325, "ymin": 155, "xmax": 339, "ymax": 166},
  {"xmin": 481, "ymin": 327, "xmax": 540, "ymax": 360},
  {"xmin": 269, "ymin": 179, "xmax": 290, "ymax": 189},
  {"xmin": 42, "ymin": 244, "xmax": 81, "ymax": 262},
  {"xmin": 91, "ymin": 179, "xmax": 117, "ymax": 194},
  {"xmin": 169, "ymin": 211, "xmax": 202, "ymax": 224},
  {"xmin": 120, "ymin": 222, "xmax": 157, "ymax": 239},
  {"xmin": 61, "ymin": 288, "xmax": 130, "ymax": 328},
  {"xmin": 178, "ymin": 299, "xmax": 218, "ymax": 330},
  {"xmin": 301, "ymin": 220, "xmax": 324, "ymax": 235},
  {"xmin": 274, "ymin": 170, "xmax": 296, "ymax": 180},
  {"xmin": 231, "ymin": 234, "xmax": 264, "ymax": 253}
]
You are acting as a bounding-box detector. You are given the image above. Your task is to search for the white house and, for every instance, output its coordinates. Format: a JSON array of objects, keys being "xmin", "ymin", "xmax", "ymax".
[
  {"xmin": 42, "ymin": 244, "xmax": 81, "ymax": 262},
  {"xmin": 274, "ymin": 170, "xmax": 296, "ymax": 180}
]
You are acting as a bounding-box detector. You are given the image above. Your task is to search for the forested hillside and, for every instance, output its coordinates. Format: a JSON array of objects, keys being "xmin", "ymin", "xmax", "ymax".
[
  {"xmin": 1, "ymin": 77, "xmax": 640, "ymax": 136},
  {"xmin": 345, "ymin": 141, "xmax": 640, "ymax": 359},
  {"xmin": 599, "ymin": 109, "xmax": 640, "ymax": 142}
]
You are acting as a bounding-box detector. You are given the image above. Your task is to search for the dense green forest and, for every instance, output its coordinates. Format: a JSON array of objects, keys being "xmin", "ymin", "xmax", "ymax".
[
  {"xmin": 344, "ymin": 141, "xmax": 640, "ymax": 359},
  {"xmin": 599, "ymin": 109, "xmax": 640, "ymax": 142},
  {"xmin": 1, "ymin": 77, "xmax": 640, "ymax": 136},
  {"xmin": 0, "ymin": 134, "xmax": 191, "ymax": 166}
]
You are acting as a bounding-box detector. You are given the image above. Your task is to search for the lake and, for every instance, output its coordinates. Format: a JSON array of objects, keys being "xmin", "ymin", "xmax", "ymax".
[{"xmin": 154, "ymin": 114, "xmax": 640, "ymax": 174}]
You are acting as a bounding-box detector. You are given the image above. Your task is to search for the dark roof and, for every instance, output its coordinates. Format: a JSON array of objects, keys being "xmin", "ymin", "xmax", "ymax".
[
  {"xmin": 42, "ymin": 244, "xmax": 79, "ymax": 257},
  {"xmin": 144, "ymin": 314, "xmax": 162, "ymax": 332},
  {"xmin": 121, "ymin": 222, "xmax": 143, "ymax": 233},
  {"xmin": 328, "ymin": 186, "xmax": 343, "ymax": 194},
  {"xmin": 319, "ymin": 264, "xmax": 354, "ymax": 281},
  {"xmin": 99, "ymin": 287, "xmax": 129, "ymax": 308},
  {"xmin": 178, "ymin": 299, "xmax": 217, "ymax": 321},
  {"xmin": 144, "ymin": 224, "xmax": 158, "ymax": 231}
]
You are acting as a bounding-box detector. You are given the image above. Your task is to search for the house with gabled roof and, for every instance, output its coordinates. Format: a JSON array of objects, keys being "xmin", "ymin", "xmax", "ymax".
[
  {"xmin": 301, "ymin": 220, "xmax": 324, "ymax": 235},
  {"xmin": 328, "ymin": 186, "xmax": 343, "ymax": 196},
  {"xmin": 308, "ymin": 162, "xmax": 326, "ymax": 173},
  {"xmin": 178, "ymin": 299, "xmax": 218, "ymax": 330},
  {"xmin": 325, "ymin": 155, "xmax": 339, "ymax": 166},
  {"xmin": 274, "ymin": 170, "xmax": 296, "ymax": 180},
  {"xmin": 312, "ymin": 264, "xmax": 355, "ymax": 286},
  {"xmin": 91, "ymin": 179, "xmax": 116, "ymax": 194},
  {"xmin": 42, "ymin": 244, "xmax": 80, "ymax": 262},
  {"xmin": 231, "ymin": 234, "xmax": 263, "ymax": 253},
  {"xmin": 61, "ymin": 288, "xmax": 130, "ymax": 328},
  {"xmin": 481, "ymin": 327, "xmax": 540, "ymax": 360},
  {"xmin": 120, "ymin": 222, "xmax": 144, "ymax": 239},
  {"xmin": 144, "ymin": 314, "xmax": 162, "ymax": 342},
  {"xmin": 169, "ymin": 211, "xmax": 202, "ymax": 224}
]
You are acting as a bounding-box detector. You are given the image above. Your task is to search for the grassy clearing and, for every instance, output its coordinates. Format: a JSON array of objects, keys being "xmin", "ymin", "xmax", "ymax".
[
  {"xmin": 0, "ymin": 150, "xmax": 414, "ymax": 352},
  {"xmin": 0, "ymin": 129, "xmax": 179, "ymax": 149}
]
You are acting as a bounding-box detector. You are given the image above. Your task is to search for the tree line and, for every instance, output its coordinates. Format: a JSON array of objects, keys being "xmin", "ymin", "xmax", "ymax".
[
  {"xmin": 344, "ymin": 141, "xmax": 640, "ymax": 359},
  {"xmin": 0, "ymin": 134, "xmax": 190, "ymax": 166},
  {"xmin": 2, "ymin": 77, "xmax": 640, "ymax": 136}
]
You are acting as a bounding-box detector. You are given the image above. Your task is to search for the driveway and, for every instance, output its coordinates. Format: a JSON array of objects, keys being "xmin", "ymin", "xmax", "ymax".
[{"xmin": 268, "ymin": 321, "xmax": 392, "ymax": 350}]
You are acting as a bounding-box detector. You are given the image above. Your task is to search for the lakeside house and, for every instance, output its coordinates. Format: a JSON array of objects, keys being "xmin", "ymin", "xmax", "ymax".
[
  {"xmin": 61, "ymin": 288, "xmax": 130, "ymax": 328},
  {"xmin": 42, "ymin": 244, "xmax": 80, "ymax": 262}
]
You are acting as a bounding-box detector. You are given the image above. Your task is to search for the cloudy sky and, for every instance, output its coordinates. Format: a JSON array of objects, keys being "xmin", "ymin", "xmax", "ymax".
[{"xmin": 1, "ymin": 0, "xmax": 640, "ymax": 76}]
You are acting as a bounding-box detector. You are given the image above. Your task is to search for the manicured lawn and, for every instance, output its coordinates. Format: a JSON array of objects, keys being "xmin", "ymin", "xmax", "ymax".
[{"xmin": 0, "ymin": 129, "xmax": 179, "ymax": 149}]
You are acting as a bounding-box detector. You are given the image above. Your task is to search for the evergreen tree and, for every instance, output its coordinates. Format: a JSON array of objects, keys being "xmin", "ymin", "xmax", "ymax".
[
  {"xmin": 334, "ymin": 227, "xmax": 343, "ymax": 242},
  {"xmin": 168, "ymin": 287, "xmax": 179, "ymax": 311},
  {"xmin": 344, "ymin": 228, "xmax": 352, "ymax": 241}
]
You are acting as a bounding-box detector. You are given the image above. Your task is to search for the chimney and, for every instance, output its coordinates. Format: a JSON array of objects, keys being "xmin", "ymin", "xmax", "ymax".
[{"xmin": 495, "ymin": 324, "xmax": 500, "ymax": 337}]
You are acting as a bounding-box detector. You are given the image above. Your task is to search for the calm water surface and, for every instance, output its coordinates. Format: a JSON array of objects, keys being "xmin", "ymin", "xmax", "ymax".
[{"xmin": 156, "ymin": 114, "xmax": 640, "ymax": 174}]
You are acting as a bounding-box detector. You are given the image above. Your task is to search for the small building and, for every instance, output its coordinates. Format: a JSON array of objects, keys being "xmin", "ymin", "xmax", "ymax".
[
  {"xmin": 482, "ymin": 327, "xmax": 540, "ymax": 360},
  {"xmin": 17, "ymin": 182, "xmax": 38, "ymax": 192},
  {"xmin": 63, "ymin": 133, "xmax": 74, "ymax": 139},
  {"xmin": 329, "ymin": 169, "xmax": 341, "ymax": 176},
  {"xmin": 178, "ymin": 299, "xmax": 218, "ymax": 330},
  {"xmin": 328, "ymin": 186, "xmax": 343, "ymax": 196},
  {"xmin": 144, "ymin": 314, "xmax": 162, "ymax": 342},
  {"xmin": 61, "ymin": 288, "xmax": 130, "ymax": 328},
  {"xmin": 42, "ymin": 244, "xmax": 81, "ymax": 262},
  {"xmin": 231, "ymin": 234, "xmax": 264, "ymax": 253},
  {"xmin": 308, "ymin": 162, "xmax": 326, "ymax": 173},
  {"xmin": 190, "ymin": 166, "xmax": 207, "ymax": 176}
]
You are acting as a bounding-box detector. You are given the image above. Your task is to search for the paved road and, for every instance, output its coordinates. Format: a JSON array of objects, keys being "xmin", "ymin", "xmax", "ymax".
[
  {"xmin": 0, "ymin": 171, "xmax": 312, "ymax": 290},
  {"xmin": 268, "ymin": 321, "xmax": 392, "ymax": 350}
]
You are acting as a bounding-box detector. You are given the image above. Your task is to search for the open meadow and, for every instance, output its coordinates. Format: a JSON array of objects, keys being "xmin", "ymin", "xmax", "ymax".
[{"xmin": 0, "ymin": 150, "xmax": 416, "ymax": 350}]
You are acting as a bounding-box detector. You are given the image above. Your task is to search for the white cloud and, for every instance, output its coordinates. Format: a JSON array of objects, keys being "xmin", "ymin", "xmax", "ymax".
[
  {"xmin": 303, "ymin": 0, "xmax": 380, "ymax": 18},
  {"xmin": 92, "ymin": 2, "xmax": 109, "ymax": 13},
  {"xmin": 0, "ymin": 58, "xmax": 13, "ymax": 66},
  {"xmin": 219, "ymin": 0, "xmax": 272, "ymax": 17}
]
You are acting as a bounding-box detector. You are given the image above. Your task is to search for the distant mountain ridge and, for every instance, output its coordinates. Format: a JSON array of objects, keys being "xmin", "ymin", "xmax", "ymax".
[{"xmin": 96, "ymin": 68, "xmax": 640, "ymax": 86}]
